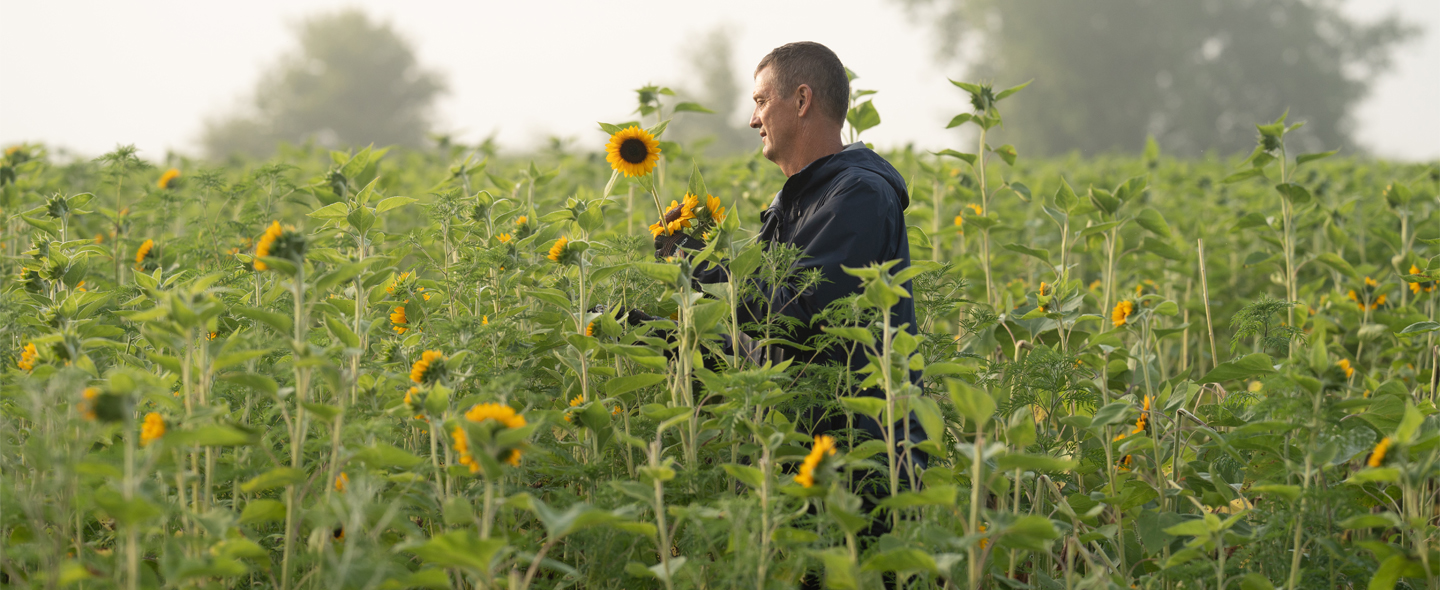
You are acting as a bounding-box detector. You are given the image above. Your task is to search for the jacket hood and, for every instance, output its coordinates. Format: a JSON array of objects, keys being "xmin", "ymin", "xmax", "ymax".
[{"xmin": 781, "ymin": 143, "xmax": 910, "ymax": 210}]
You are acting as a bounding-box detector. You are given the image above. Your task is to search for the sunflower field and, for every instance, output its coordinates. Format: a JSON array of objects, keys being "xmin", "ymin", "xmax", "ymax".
[{"xmin": 3, "ymin": 82, "xmax": 1439, "ymax": 590}]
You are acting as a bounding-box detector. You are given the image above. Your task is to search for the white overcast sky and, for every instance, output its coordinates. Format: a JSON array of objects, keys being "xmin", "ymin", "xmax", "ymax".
[{"xmin": 1, "ymin": 0, "xmax": 1436, "ymax": 161}]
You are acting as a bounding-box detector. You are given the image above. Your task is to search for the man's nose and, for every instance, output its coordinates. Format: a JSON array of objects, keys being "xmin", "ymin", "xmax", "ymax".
[{"xmin": 749, "ymin": 110, "xmax": 761, "ymax": 129}]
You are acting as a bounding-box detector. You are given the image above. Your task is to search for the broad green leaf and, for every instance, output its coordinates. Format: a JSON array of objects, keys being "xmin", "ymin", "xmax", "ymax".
[{"xmin": 1199, "ymin": 353, "xmax": 1276, "ymax": 383}]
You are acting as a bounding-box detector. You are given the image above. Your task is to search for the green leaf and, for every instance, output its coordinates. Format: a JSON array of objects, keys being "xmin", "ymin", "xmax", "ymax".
[
  {"xmin": 1003, "ymin": 243, "xmax": 1050, "ymax": 265},
  {"xmin": 995, "ymin": 79, "xmax": 1032, "ymax": 100},
  {"xmin": 722, "ymin": 464, "xmax": 765, "ymax": 489},
  {"xmin": 846, "ymin": 100, "xmax": 881, "ymax": 134},
  {"xmin": 1090, "ymin": 402, "xmax": 1132, "ymax": 428},
  {"xmin": 1275, "ymin": 183, "xmax": 1312, "ymax": 205},
  {"xmin": 1398, "ymin": 321, "xmax": 1440, "ymax": 336},
  {"xmin": 1199, "ymin": 353, "xmax": 1277, "ymax": 383},
  {"xmin": 1135, "ymin": 208, "xmax": 1174, "ymax": 239},
  {"xmin": 1295, "ymin": 149, "xmax": 1339, "ymax": 167},
  {"xmin": 878, "ymin": 485, "xmax": 957, "ymax": 509},
  {"xmin": 933, "ymin": 149, "xmax": 977, "ymax": 166},
  {"xmin": 605, "ymin": 373, "xmax": 666, "ymax": 396},
  {"xmin": 822, "ymin": 326, "xmax": 875, "ymax": 347},
  {"xmin": 997, "ymin": 453, "xmax": 1077, "ymax": 472},
  {"xmin": 354, "ymin": 443, "xmax": 425, "ymax": 469},
  {"xmin": 1338, "ymin": 513, "xmax": 1401, "ymax": 529},
  {"xmin": 635, "ymin": 262, "xmax": 681, "ymax": 285},
  {"xmin": 946, "ymin": 379, "xmax": 994, "ymax": 425},
  {"xmin": 945, "ymin": 113, "xmax": 976, "ymax": 129},
  {"xmin": 308, "ymin": 202, "xmax": 349, "ymax": 219},
  {"xmin": 234, "ymin": 306, "xmax": 292, "ymax": 337},
  {"xmin": 405, "ymin": 531, "xmax": 507, "ymax": 573},
  {"xmin": 1163, "ymin": 519, "xmax": 1211, "ymax": 538},
  {"xmin": 240, "ymin": 467, "xmax": 305, "ymax": 493},
  {"xmin": 1315, "ymin": 252, "xmax": 1359, "ymax": 279},
  {"xmin": 167, "ymin": 425, "xmax": 257, "ymax": 447},
  {"xmin": 672, "ymin": 102, "xmax": 713, "ymax": 114},
  {"xmin": 374, "ymin": 195, "xmax": 418, "ymax": 213},
  {"xmin": 239, "ymin": 499, "xmax": 286, "ymax": 524},
  {"xmin": 861, "ymin": 548, "xmax": 937, "ymax": 575},
  {"xmin": 839, "ymin": 396, "xmax": 886, "ymax": 419},
  {"xmin": 1223, "ymin": 168, "xmax": 1267, "ymax": 184},
  {"xmin": 1239, "ymin": 573, "xmax": 1276, "ymax": 590}
]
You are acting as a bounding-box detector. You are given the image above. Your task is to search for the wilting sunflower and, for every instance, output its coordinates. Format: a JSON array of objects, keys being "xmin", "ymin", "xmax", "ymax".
[
  {"xmin": 134, "ymin": 239, "xmax": 157, "ymax": 271},
  {"xmin": 1410, "ymin": 265, "xmax": 1436, "ymax": 295},
  {"xmin": 157, "ymin": 168, "xmax": 180, "ymax": 189},
  {"xmin": 605, "ymin": 125, "xmax": 662, "ymax": 178},
  {"xmin": 140, "ymin": 412, "xmax": 166, "ymax": 446},
  {"xmin": 1337, "ymin": 358, "xmax": 1355, "ymax": 379},
  {"xmin": 795, "ymin": 435, "xmax": 838, "ymax": 488},
  {"xmin": 1368, "ymin": 437, "xmax": 1392, "ymax": 467},
  {"xmin": 18, "ymin": 342, "xmax": 38, "ymax": 371},
  {"xmin": 390, "ymin": 306, "xmax": 408, "ymax": 334},
  {"xmin": 334, "ymin": 472, "xmax": 348, "ymax": 493},
  {"xmin": 409, "ymin": 350, "xmax": 447, "ymax": 384},
  {"xmin": 1111, "ymin": 300, "xmax": 1135, "ymax": 327}
]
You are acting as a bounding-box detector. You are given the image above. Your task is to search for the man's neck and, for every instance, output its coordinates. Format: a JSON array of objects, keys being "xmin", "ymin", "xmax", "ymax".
[{"xmin": 779, "ymin": 133, "xmax": 846, "ymax": 177}]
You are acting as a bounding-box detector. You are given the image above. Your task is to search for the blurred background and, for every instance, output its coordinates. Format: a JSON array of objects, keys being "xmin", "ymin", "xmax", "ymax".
[{"xmin": 1, "ymin": 0, "xmax": 1435, "ymax": 161}]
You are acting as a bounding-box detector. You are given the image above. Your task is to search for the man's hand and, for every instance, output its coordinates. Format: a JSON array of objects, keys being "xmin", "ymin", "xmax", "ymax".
[{"xmin": 654, "ymin": 231, "xmax": 706, "ymax": 260}]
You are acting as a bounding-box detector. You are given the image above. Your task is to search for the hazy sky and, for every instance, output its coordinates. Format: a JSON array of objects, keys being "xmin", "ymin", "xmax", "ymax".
[{"xmin": 2, "ymin": 0, "xmax": 1436, "ymax": 161}]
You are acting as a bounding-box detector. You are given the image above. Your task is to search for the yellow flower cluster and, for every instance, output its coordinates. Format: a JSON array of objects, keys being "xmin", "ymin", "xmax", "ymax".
[
  {"xmin": 1111, "ymin": 300, "xmax": 1134, "ymax": 327},
  {"xmin": 409, "ymin": 350, "xmax": 446, "ymax": 384},
  {"xmin": 18, "ymin": 342, "xmax": 38, "ymax": 371},
  {"xmin": 140, "ymin": 412, "xmax": 165, "ymax": 446},
  {"xmin": 795, "ymin": 435, "xmax": 838, "ymax": 488},
  {"xmin": 253, "ymin": 221, "xmax": 284, "ymax": 271}
]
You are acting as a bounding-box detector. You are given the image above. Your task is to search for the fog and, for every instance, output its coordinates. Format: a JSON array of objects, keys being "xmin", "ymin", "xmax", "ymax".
[{"xmin": 1, "ymin": 0, "xmax": 1435, "ymax": 160}]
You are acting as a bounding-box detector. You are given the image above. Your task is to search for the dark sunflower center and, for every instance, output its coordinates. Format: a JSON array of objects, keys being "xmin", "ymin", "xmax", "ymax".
[{"xmin": 619, "ymin": 138, "xmax": 649, "ymax": 164}]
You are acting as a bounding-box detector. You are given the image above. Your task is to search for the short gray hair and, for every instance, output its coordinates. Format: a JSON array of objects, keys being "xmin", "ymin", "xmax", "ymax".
[{"xmin": 755, "ymin": 42, "xmax": 849, "ymax": 126}]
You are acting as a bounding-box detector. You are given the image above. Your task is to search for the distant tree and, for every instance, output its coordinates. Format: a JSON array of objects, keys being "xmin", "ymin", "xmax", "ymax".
[
  {"xmin": 669, "ymin": 26, "xmax": 758, "ymax": 156},
  {"xmin": 202, "ymin": 9, "xmax": 446, "ymax": 158},
  {"xmin": 900, "ymin": 0, "xmax": 1415, "ymax": 156}
]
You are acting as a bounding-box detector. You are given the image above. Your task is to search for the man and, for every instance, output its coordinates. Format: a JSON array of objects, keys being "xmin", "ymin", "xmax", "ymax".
[{"xmin": 673, "ymin": 41, "xmax": 923, "ymax": 462}]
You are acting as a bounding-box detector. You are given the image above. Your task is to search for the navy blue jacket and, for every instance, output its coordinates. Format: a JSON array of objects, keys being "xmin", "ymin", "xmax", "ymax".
[{"xmin": 698, "ymin": 143, "xmax": 918, "ymax": 371}]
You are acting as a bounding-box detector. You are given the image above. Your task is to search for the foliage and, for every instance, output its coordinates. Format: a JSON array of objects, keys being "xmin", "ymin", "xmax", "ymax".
[{"xmin": 2, "ymin": 76, "xmax": 1439, "ymax": 590}]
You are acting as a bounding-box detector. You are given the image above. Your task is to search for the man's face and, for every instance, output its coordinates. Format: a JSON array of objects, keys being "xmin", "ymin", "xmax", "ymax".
[{"xmin": 750, "ymin": 66, "xmax": 798, "ymax": 164}]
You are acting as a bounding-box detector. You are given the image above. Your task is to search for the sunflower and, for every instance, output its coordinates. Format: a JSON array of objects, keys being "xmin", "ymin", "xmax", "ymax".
[
  {"xmin": 390, "ymin": 306, "xmax": 408, "ymax": 334},
  {"xmin": 1337, "ymin": 358, "xmax": 1355, "ymax": 379},
  {"xmin": 403, "ymin": 386, "xmax": 423, "ymax": 414},
  {"xmin": 77, "ymin": 387, "xmax": 100, "ymax": 421},
  {"xmin": 547, "ymin": 235, "xmax": 571, "ymax": 263},
  {"xmin": 253, "ymin": 221, "xmax": 283, "ymax": 271},
  {"xmin": 1114, "ymin": 396, "xmax": 1150, "ymax": 442},
  {"xmin": 1368, "ymin": 437, "xmax": 1392, "ymax": 467},
  {"xmin": 563, "ymin": 394, "xmax": 584, "ymax": 423},
  {"xmin": 497, "ymin": 232, "xmax": 513, "ymax": 244},
  {"xmin": 18, "ymin": 342, "xmax": 38, "ymax": 371},
  {"xmin": 140, "ymin": 412, "xmax": 166, "ymax": 446},
  {"xmin": 1410, "ymin": 265, "xmax": 1436, "ymax": 295},
  {"xmin": 954, "ymin": 213, "xmax": 964, "ymax": 231},
  {"xmin": 1111, "ymin": 300, "xmax": 1135, "ymax": 327},
  {"xmin": 464, "ymin": 402, "xmax": 527, "ymax": 429},
  {"xmin": 967, "ymin": 203, "xmax": 984, "ymax": 216},
  {"xmin": 605, "ymin": 126, "xmax": 662, "ymax": 177},
  {"xmin": 334, "ymin": 472, "xmax": 349, "ymax": 493},
  {"xmin": 157, "ymin": 168, "xmax": 180, "ymax": 189},
  {"xmin": 516, "ymin": 215, "xmax": 528, "ymax": 226},
  {"xmin": 333, "ymin": 526, "xmax": 345, "ymax": 542},
  {"xmin": 387, "ymin": 271, "xmax": 413, "ymax": 295},
  {"xmin": 585, "ymin": 321, "xmax": 595, "ymax": 337},
  {"xmin": 409, "ymin": 350, "xmax": 447, "ymax": 384},
  {"xmin": 795, "ymin": 435, "xmax": 838, "ymax": 488},
  {"xmin": 453, "ymin": 426, "xmax": 479, "ymax": 473},
  {"xmin": 706, "ymin": 195, "xmax": 727, "ymax": 225},
  {"xmin": 134, "ymin": 239, "xmax": 157, "ymax": 270}
]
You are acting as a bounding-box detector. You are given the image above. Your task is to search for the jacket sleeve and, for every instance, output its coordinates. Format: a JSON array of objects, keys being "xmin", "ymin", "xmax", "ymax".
[{"xmin": 754, "ymin": 171, "xmax": 901, "ymax": 328}]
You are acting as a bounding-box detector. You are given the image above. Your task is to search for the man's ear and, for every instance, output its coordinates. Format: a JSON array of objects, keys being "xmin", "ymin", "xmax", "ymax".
[{"xmin": 795, "ymin": 84, "xmax": 813, "ymax": 118}]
